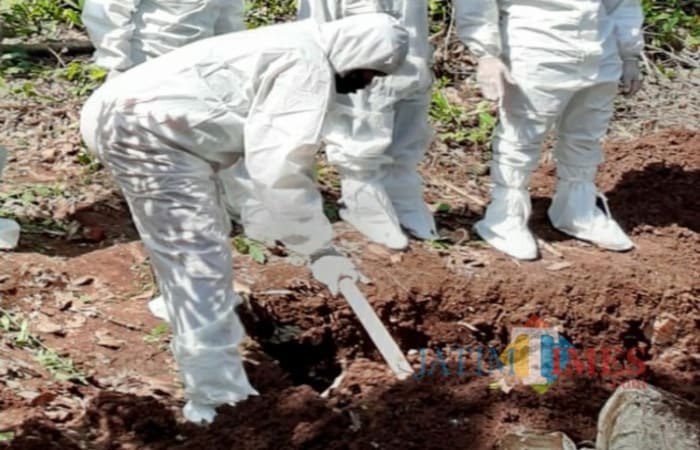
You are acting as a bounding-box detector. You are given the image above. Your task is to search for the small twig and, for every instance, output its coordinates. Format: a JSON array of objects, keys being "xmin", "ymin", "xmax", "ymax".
[
  {"xmin": 0, "ymin": 40, "xmax": 94, "ymax": 56},
  {"xmin": 537, "ymin": 238, "xmax": 564, "ymax": 259},
  {"xmin": 442, "ymin": 6, "xmax": 455, "ymax": 61},
  {"xmin": 103, "ymin": 315, "xmax": 143, "ymax": 332},
  {"xmin": 440, "ymin": 179, "xmax": 487, "ymax": 208}
]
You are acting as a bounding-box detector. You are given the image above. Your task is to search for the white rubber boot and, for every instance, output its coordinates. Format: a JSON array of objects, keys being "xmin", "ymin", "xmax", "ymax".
[
  {"xmin": 473, "ymin": 163, "xmax": 538, "ymax": 260},
  {"xmin": 339, "ymin": 169, "xmax": 409, "ymax": 250},
  {"xmin": 548, "ymin": 165, "xmax": 633, "ymax": 251}
]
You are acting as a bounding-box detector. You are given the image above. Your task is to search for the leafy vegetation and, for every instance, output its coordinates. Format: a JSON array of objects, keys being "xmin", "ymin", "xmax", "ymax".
[
  {"xmin": 0, "ymin": 308, "xmax": 87, "ymax": 384},
  {"xmin": 0, "ymin": 0, "xmax": 82, "ymax": 38},
  {"xmin": 233, "ymin": 235, "xmax": 267, "ymax": 264},
  {"xmin": 642, "ymin": 0, "xmax": 700, "ymax": 52}
]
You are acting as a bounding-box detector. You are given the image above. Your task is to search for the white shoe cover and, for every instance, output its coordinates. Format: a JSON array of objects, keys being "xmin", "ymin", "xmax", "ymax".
[
  {"xmin": 473, "ymin": 187, "xmax": 538, "ymax": 260},
  {"xmin": 148, "ymin": 295, "xmax": 170, "ymax": 322},
  {"xmin": 183, "ymin": 401, "xmax": 218, "ymax": 425},
  {"xmin": 0, "ymin": 218, "xmax": 20, "ymax": 250},
  {"xmin": 548, "ymin": 170, "xmax": 633, "ymax": 251},
  {"xmin": 339, "ymin": 172, "xmax": 408, "ymax": 250},
  {"xmin": 171, "ymin": 308, "xmax": 258, "ymax": 425},
  {"xmin": 474, "ymin": 163, "xmax": 538, "ymax": 260},
  {"xmin": 383, "ymin": 166, "xmax": 438, "ymax": 240}
]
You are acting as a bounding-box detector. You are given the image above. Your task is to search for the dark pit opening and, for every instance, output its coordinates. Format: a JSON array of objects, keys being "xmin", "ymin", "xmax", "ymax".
[{"xmin": 237, "ymin": 302, "xmax": 342, "ymax": 393}]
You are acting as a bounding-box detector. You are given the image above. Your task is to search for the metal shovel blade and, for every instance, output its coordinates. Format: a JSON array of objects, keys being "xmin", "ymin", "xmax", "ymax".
[{"xmin": 338, "ymin": 278, "xmax": 414, "ymax": 380}]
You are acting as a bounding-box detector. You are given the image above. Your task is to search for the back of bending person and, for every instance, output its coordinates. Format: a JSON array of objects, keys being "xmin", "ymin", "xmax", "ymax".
[{"xmin": 80, "ymin": 13, "xmax": 408, "ymax": 425}]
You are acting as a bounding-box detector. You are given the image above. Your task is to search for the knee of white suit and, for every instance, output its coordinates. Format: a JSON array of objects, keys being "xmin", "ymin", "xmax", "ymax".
[
  {"xmin": 553, "ymin": 138, "xmax": 605, "ymax": 169},
  {"xmin": 387, "ymin": 95, "xmax": 433, "ymax": 165},
  {"xmin": 322, "ymin": 98, "xmax": 395, "ymax": 172}
]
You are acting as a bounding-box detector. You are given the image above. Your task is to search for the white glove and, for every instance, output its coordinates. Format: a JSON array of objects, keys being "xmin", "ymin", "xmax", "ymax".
[
  {"xmin": 476, "ymin": 56, "xmax": 516, "ymax": 101},
  {"xmin": 310, "ymin": 249, "xmax": 364, "ymax": 296},
  {"xmin": 621, "ymin": 58, "xmax": 643, "ymax": 97}
]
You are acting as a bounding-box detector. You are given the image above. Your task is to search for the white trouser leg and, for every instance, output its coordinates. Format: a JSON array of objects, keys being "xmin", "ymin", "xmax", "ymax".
[
  {"xmin": 86, "ymin": 108, "xmax": 257, "ymax": 424},
  {"xmin": 382, "ymin": 94, "xmax": 438, "ymax": 239},
  {"xmin": 549, "ymin": 82, "xmax": 633, "ymax": 251},
  {"xmin": 475, "ymin": 78, "xmax": 573, "ymax": 260}
]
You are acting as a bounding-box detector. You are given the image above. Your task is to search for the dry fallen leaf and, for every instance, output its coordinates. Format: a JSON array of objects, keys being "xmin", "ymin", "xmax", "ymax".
[
  {"xmin": 71, "ymin": 276, "xmax": 94, "ymax": 287},
  {"xmin": 64, "ymin": 315, "xmax": 87, "ymax": 329},
  {"xmin": 390, "ymin": 253, "xmax": 404, "ymax": 264},
  {"xmin": 34, "ymin": 315, "xmax": 64, "ymax": 336},
  {"xmin": 367, "ymin": 244, "xmax": 392, "ymax": 259},
  {"xmin": 30, "ymin": 391, "xmax": 57, "ymax": 407},
  {"xmin": 55, "ymin": 292, "xmax": 74, "ymax": 311},
  {"xmin": 95, "ymin": 330, "xmax": 124, "ymax": 350}
]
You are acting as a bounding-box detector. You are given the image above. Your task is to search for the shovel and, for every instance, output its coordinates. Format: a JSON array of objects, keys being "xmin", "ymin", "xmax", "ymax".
[{"xmin": 338, "ymin": 278, "xmax": 414, "ymax": 380}]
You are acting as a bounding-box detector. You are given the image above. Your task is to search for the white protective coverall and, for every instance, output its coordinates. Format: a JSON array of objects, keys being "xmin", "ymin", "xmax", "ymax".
[
  {"xmin": 82, "ymin": 0, "xmax": 249, "ymax": 319},
  {"xmin": 455, "ymin": 0, "xmax": 644, "ymax": 260},
  {"xmin": 81, "ymin": 0, "xmax": 245, "ymax": 78},
  {"xmin": 296, "ymin": 0, "xmax": 438, "ymax": 249},
  {"xmin": 80, "ymin": 14, "xmax": 408, "ymax": 424},
  {"xmin": 0, "ymin": 146, "xmax": 20, "ymax": 250}
]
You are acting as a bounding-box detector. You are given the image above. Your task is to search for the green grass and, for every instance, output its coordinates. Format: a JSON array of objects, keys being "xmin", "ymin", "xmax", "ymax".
[
  {"xmin": 0, "ymin": 308, "xmax": 87, "ymax": 384},
  {"xmin": 0, "ymin": 0, "xmax": 83, "ymax": 38},
  {"xmin": 233, "ymin": 235, "xmax": 267, "ymax": 263}
]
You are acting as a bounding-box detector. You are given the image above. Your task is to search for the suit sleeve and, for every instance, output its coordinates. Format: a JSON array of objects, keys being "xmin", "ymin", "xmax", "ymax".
[{"xmin": 244, "ymin": 54, "xmax": 334, "ymax": 256}]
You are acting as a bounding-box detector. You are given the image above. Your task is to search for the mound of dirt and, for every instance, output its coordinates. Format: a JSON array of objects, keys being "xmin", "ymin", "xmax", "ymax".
[{"xmin": 1, "ymin": 129, "xmax": 698, "ymax": 450}]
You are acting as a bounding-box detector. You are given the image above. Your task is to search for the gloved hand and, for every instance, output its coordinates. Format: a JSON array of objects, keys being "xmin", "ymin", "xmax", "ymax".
[
  {"xmin": 310, "ymin": 248, "xmax": 365, "ymax": 296},
  {"xmin": 621, "ymin": 58, "xmax": 642, "ymax": 97},
  {"xmin": 476, "ymin": 56, "xmax": 516, "ymax": 101}
]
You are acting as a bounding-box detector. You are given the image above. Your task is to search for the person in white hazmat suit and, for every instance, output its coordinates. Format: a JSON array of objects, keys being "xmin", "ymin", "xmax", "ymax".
[
  {"xmin": 295, "ymin": 0, "xmax": 438, "ymax": 249},
  {"xmin": 454, "ymin": 0, "xmax": 644, "ymax": 260},
  {"xmin": 81, "ymin": 0, "xmax": 245, "ymax": 79},
  {"xmin": 79, "ymin": 13, "xmax": 409, "ymax": 425}
]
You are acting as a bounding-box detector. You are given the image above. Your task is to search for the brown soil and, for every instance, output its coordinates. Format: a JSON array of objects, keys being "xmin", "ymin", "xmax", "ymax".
[{"xmin": 0, "ymin": 128, "xmax": 697, "ymax": 449}]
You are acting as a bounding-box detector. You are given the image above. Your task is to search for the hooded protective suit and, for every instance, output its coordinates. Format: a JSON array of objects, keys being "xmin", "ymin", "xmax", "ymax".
[
  {"xmin": 455, "ymin": 0, "xmax": 643, "ymax": 259},
  {"xmin": 80, "ymin": 13, "xmax": 408, "ymax": 424},
  {"xmin": 297, "ymin": 0, "xmax": 438, "ymax": 249},
  {"xmin": 81, "ymin": 0, "xmax": 245, "ymax": 78}
]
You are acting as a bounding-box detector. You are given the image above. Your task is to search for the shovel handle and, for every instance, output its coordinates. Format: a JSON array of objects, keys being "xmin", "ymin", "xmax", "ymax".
[{"xmin": 338, "ymin": 279, "xmax": 414, "ymax": 380}]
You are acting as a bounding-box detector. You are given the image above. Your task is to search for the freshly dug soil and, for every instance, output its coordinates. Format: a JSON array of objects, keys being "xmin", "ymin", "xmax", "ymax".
[{"xmin": 0, "ymin": 129, "xmax": 697, "ymax": 450}]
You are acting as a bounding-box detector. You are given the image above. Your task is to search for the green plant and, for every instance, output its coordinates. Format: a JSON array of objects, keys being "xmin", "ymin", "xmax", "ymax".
[
  {"xmin": 233, "ymin": 235, "xmax": 267, "ymax": 264},
  {"xmin": 0, "ymin": 0, "xmax": 83, "ymax": 38},
  {"xmin": 467, "ymin": 102, "xmax": 497, "ymax": 145},
  {"xmin": 245, "ymin": 0, "xmax": 296, "ymax": 28},
  {"xmin": 0, "ymin": 432, "xmax": 14, "ymax": 442},
  {"xmin": 435, "ymin": 202, "xmax": 451, "ymax": 213},
  {"xmin": 144, "ymin": 323, "xmax": 170, "ymax": 343},
  {"xmin": 0, "ymin": 308, "xmax": 87, "ymax": 384},
  {"xmin": 57, "ymin": 62, "xmax": 107, "ymax": 96},
  {"xmin": 642, "ymin": 0, "xmax": 700, "ymax": 53},
  {"xmin": 430, "ymin": 79, "xmax": 469, "ymax": 144},
  {"xmin": 36, "ymin": 348, "xmax": 87, "ymax": 383}
]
